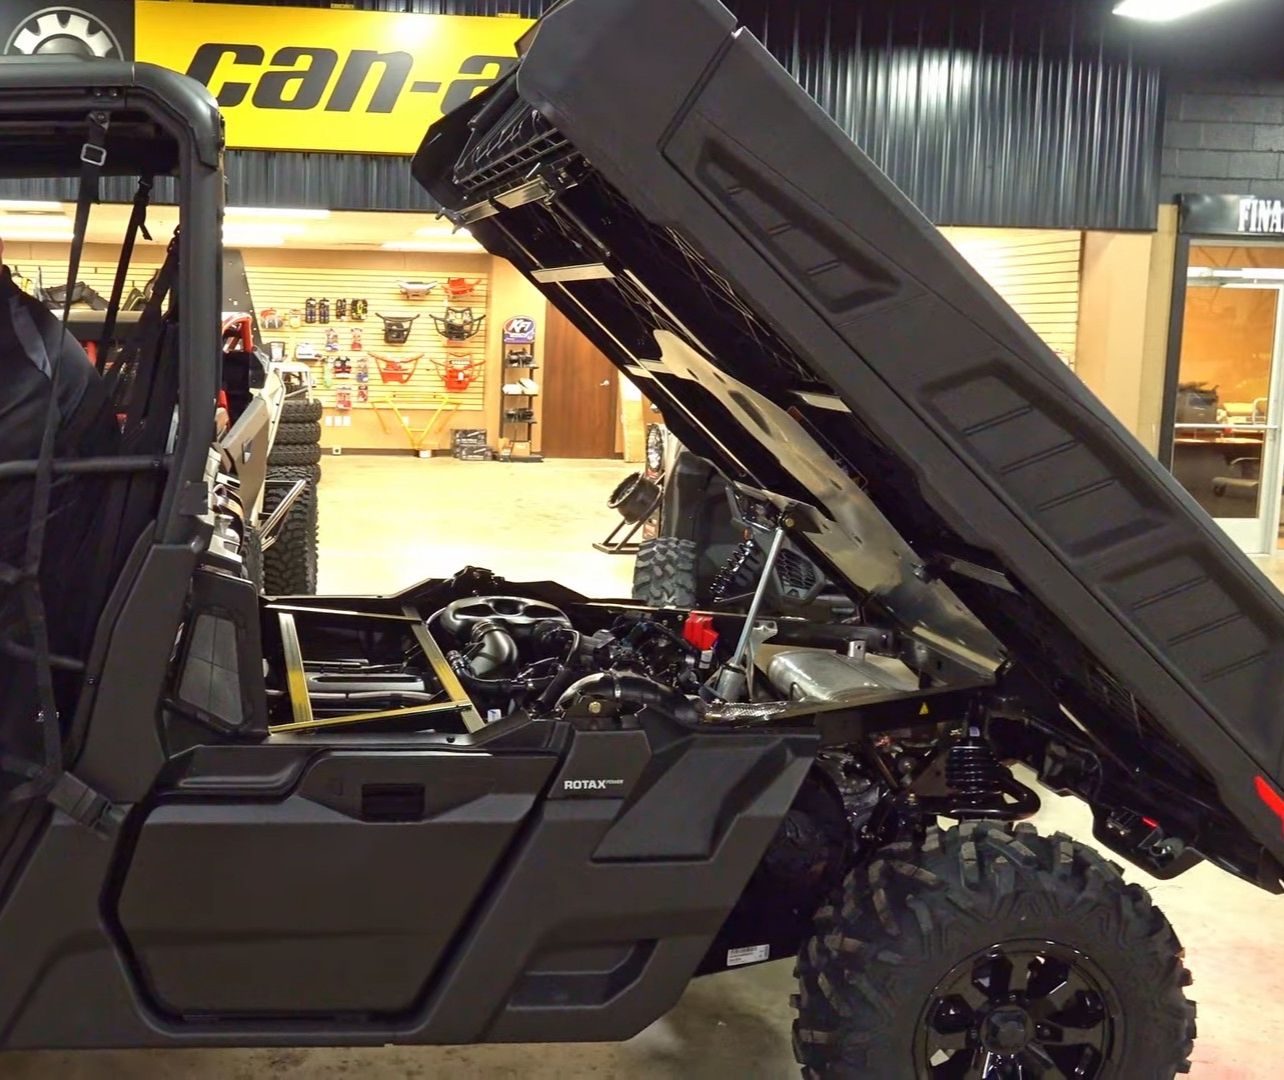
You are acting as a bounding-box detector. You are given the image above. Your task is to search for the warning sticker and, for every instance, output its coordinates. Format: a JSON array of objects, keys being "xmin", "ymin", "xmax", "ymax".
[{"xmin": 727, "ymin": 944, "xmax": 770, "ymax": 967}]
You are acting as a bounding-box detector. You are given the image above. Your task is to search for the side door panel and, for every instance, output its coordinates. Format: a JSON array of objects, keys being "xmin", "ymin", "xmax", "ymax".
[{"xmin": 115, "ymin": 750, "xmax": 556, "ymax": 1017}]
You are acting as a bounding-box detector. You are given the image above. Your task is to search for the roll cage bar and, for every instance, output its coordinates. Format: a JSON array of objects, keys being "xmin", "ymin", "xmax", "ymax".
[{"xmin": 0, "ymin": 60, "xmax": 224, "ymax": 831}]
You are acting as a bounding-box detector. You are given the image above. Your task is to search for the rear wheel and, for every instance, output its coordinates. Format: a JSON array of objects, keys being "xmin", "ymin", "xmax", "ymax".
[
  {"xmin": 632, "ymin": 536, "xmax": 699, "ymax": 608},
  {"xmin": 793, "ymin": 822, "xmax": 1196, "ymax": 1078}
]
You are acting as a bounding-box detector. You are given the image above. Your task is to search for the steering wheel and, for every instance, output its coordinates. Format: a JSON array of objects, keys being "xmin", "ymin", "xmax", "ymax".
[{"xmin": 437, "ymin": 596, "xmax": 570, "ymax": 641}]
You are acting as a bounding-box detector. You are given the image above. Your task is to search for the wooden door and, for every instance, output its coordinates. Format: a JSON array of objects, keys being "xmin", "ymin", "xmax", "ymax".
[{"xmin": 540, "ymin": 304, "xmax": 619, "ymax": 458}]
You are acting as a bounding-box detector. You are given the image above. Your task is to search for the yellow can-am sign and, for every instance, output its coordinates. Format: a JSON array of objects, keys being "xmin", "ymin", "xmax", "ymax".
[{"xmin": 134, "ymin": 1, "xmax": 534, "ymax": 155}]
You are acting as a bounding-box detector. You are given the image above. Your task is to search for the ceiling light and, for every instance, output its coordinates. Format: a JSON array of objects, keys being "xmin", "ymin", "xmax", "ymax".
[
  {"xmin": 226, "ymin": 206, "xmax": 330, "ymax": 220},
  {"xmin": 1113, "ymin": 0, "xmax": 1244, "ymax": 22},
  {"xmin": 0, "ymin": 228, "xmax": 75, "ymax": 241},
  {"xmin": 0, "ymin": 199, "xmax": 65, "ymax": 212}
]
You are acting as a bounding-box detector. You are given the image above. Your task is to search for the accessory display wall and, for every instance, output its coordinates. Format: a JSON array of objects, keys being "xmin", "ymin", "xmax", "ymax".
[{"xmin": 10, "ymin": 245, "xmax": 495, "ymax": 453}]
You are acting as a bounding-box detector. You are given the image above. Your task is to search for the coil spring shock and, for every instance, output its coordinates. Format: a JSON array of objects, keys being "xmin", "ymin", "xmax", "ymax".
[
  {"xmin": 709, "ymin": 537, "xmax": 762, "ymax": 602},
  {"xmin": 945, "ymin": 733, "xmax": 1006, "ymax": 805}
]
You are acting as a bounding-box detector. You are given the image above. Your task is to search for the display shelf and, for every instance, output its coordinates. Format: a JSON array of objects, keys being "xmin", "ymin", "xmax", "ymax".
[{"xmin": 497, "ymin": 315, "xmax": 542, "ymax": 463}]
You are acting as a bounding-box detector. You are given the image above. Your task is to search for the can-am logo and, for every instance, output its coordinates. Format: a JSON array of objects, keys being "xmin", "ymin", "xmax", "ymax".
[
  {"xmin": 4, "ymin": 6, "xmax": 122, "ymax": 58},
  {"xmin": 562, "ymin": 778, "xmax": 625, "ymax": 792},
  {"xmin": 184, "ymin": 45, "xmax": 515, "ymax": 117}
]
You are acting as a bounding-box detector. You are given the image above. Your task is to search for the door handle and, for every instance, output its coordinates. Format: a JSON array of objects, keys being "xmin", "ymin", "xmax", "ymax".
[{"xmin": 600, "ymin": 380, "xmax": 610, "ymax": 387}]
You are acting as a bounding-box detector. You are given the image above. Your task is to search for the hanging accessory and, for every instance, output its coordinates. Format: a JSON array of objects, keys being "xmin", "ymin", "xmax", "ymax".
[
  {"xmin": 335, "ymin": 298, "xmax": 348, "ymax": 321},
  {"xmin": 430, "ymin": 350, "xmax": 478, "ymax": 392},
  {"xmin": 357, "ymin": 383, "xmax": 369, "ymax": 403},
  {"xmin": 356, "ymin": 358, "xmax": 369, "ymax": 383},
  {"xmin": 351, "ymin": 298, "xmax": 368, "ymax": 321},
  {"xmin": 304, "ymin": 297, "xmax": 318, "ymax": 324},
  {"xmin": 376, "ymin": 312, "xmax": 419, "ymax": 345},
  {"xmin": 350, "ymin": 327, "xmax": 363, "ymax": 350},
  {"xmin": 325, "ymin": 328, "xmax": 339, "ymax": 352},
  {"xmin": 318, "ymin": 298, "xmax": 330, "ymax": 324},
  {"xmin": 445, "ymin": 277, "xmax": 481, "ymax": 299},
  {"xmin": 430, "ymin": 306, "xmax": 485, "ymax": 342},
  {"xmin": 289, "ymin": 309, "xmax": 302, "ymax": 328},
  {"xmin": 371, "ymin": 352, "xmax": 423, "ymax": 384},
  {"xmin": 398, "ymin": 280, "xmax": 438, "ymax": 300},
  {"xmin": 336, "ymin": 388, "xmax": 353, "ymax": 410}
]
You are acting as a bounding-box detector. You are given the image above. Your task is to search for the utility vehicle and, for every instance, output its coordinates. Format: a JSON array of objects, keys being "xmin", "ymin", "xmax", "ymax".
[{"xmin": 3, "ymin": 1, "xmax": 1284, "ymax": 1075}]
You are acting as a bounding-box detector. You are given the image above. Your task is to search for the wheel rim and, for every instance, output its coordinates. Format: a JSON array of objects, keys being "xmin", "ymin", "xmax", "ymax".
[{"xmin": 915, "ymin": 940, "xmax": 1119, "ymax": 1079}]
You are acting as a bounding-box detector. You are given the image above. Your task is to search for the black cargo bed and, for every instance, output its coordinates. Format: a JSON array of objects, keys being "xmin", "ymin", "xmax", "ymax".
[{"xmin": 414, "ymin": 0, "xmax": 1284, "ymax": 864}]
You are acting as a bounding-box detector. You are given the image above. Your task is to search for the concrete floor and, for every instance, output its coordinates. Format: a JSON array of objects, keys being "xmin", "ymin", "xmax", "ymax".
[{"xmin": 3, "ymin": 455, "xmax": 1282, "ymax": 1079}]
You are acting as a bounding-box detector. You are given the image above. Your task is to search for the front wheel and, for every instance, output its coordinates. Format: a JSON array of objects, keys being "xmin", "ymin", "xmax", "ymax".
[{"xmin": 793, "ymin": 822, "xmax": 1196, "ymax": 1079}]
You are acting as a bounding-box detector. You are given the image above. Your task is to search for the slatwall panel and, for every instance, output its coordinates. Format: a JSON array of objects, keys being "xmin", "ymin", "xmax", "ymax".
[
  {"xmin": 242, "ymin": 264, "xmax": 489, "ymax": 412},
  {"xmin": 942, "ymin": 228, "xmax": 1083, "ymax": 369},
  {"xmin": 5, "ymin": 254, "xmax": 164, "ymax": 311},
  {"xmin": 8, "ymin": 251, "xmax": 491, "ymax": 411}
]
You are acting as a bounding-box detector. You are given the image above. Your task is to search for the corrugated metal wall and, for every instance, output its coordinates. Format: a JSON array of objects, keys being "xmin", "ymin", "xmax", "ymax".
[
  {"xmin": 742, "ymin": 2, "xmax": 1162, "ymax": 229},
  {"xmin": 0, "ymin": 0, "xmax": 1164, "ymax": 230}
]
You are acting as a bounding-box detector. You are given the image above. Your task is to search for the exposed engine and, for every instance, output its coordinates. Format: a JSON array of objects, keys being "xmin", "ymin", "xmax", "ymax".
[{"xmin": 429, "ymin": 594, "xmax": 714, "ymax": 725}]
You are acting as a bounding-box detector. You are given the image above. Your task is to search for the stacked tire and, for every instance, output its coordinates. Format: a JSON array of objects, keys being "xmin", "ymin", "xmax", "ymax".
[
  {"xmin": 262, "ymin": 397, "xmax": 323, "ymax": 594},
  {"xmin": 269, "ymin": 397, "xmax": 324, "ymax": 485}
]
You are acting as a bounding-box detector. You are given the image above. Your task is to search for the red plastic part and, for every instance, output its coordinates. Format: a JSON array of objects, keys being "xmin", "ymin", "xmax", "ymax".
[
  {"xmin": 683, "ymin": 612, "xmax": 718, "ymax": 651},
  {"xmin": 1255, "ymin": 776, "xmax": 1284, "ymax": 839}
]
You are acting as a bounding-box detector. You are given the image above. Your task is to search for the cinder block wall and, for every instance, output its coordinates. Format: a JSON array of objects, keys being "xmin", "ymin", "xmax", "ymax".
[{"xmin": 1161, "ymin": 76, "xmax": 1284, "ymax": 200}]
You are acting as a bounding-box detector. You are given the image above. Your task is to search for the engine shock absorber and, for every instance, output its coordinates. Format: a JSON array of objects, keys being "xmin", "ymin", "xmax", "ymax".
[{"xmin": 709, "ymin": 537, "xmax": 763, "ymax": 602}]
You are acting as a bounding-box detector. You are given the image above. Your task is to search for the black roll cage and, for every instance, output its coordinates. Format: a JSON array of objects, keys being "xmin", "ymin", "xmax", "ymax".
[{"xmin": 0, "ymin": 60, "xmax": 226, "ymax": 828}]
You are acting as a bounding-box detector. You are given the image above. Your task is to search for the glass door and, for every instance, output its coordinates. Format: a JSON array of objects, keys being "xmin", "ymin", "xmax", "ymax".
[{"xmin": 1171, "ymin": 266, "xmax": 1284, "ymax": 555}]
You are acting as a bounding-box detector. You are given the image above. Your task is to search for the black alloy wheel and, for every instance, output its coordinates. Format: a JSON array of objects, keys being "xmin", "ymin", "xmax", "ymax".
[{"xmin": 918, "ymin": 940, "xmax": 1116, "ymax": 1079}]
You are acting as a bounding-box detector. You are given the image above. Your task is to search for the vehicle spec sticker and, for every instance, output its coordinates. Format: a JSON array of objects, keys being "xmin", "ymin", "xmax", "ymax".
[{"xmin": 726, "ymin": 945, "xmax": 770, "ymax": 967}]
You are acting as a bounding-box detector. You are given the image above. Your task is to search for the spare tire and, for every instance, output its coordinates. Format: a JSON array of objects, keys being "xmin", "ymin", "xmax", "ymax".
[
  {"xmin": 280, "ymin": 397, "xmax": 323, "ymax": 423},
  {"xmin": 262, "ymin": 468, "xmax": 318, "ymax": 595},
  {"xmin": 631, "ymin": 536, "xmax": 698, "ymax": 609},
  {"xmin": 608, "ymin": 471, "xmax": 662, "ymax": 524},
  {"xmin": 242, "ymin": 525, "xmax": 264, "ymax": 594},
  {"xmin": 268, "ymin": 442, "xmax": 322, "ymax": 467},
  {"xmin": 275, "ymin": 420, "xmax": 322, "ymax": 445}
]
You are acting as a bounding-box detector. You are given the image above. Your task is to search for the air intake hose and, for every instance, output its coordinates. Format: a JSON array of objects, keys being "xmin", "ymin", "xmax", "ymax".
[{"xmin": 556, "ymin": 671, "xmax": 702, "ymax": 724}]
